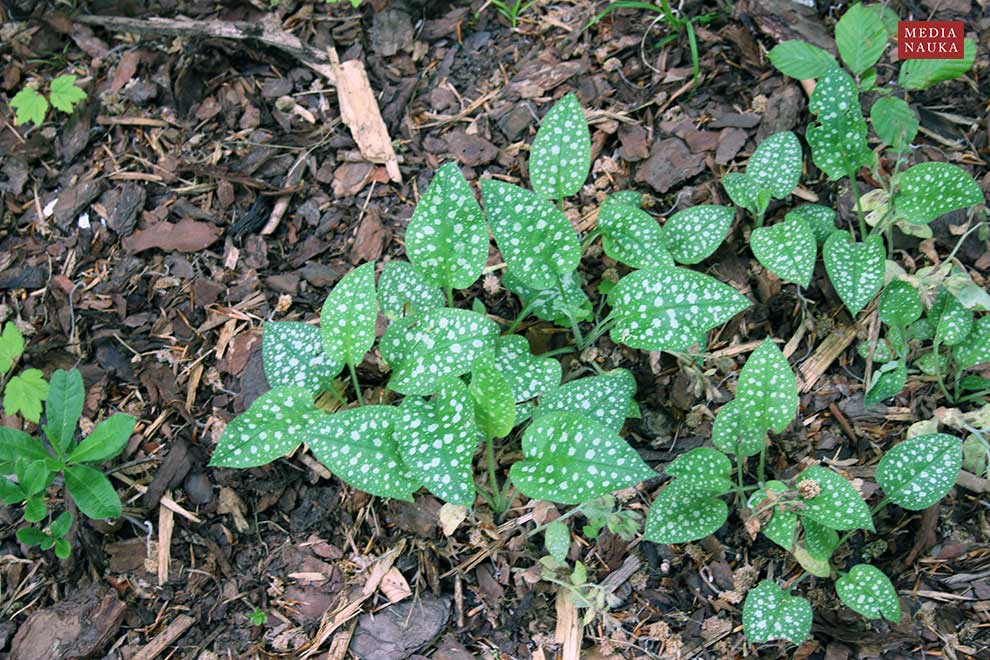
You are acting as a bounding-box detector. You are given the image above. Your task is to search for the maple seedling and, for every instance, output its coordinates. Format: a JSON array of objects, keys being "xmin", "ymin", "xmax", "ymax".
[{"xmin": 10, "ymin": 74, "xmax": 87, "ymax": 127}]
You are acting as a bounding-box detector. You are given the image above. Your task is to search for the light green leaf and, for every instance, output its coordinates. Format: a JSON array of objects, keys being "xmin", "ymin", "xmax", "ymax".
[
  {"xmin": 736, "ymin": 340, "xmax": 798, "ymax": 434},
  {"xmin": 377, "ymin": 261, "xmax": 444, "ymax": 320},
  {"xmin": 787, "ymin": 204, "xmax": 837, "ymax": 244},
  {"xmin": 17, "ymin": 459, "xmax": 48, "ymax": 497},
  {"xmin": 662, "ymin": 205, "xmax": 735, "ymax": 265},
  {"xmin": 4, "ymin": 369, "xmax": 48, "ymax": 423},
  {"xmin": 537, "ymin": 369, "xmax": 636, "ymax": 434},
  {"xmin": 469, "ymin": 353, "xmax": 516, "ymax": 439},
  {"xmin": 955, "ymin": 317, "xmax": 990, "ymax": 370},
  {"xmin": 743, "ymin": 581, "xmax": 813, "ymax": 644},
  {"xmin": 608, "ymin": 266, "xmax": 750, "ymax": 352},
  {"xmin": 751, "ymin": 481, "xmax": 796, "ymax": 549},
  {"xmin": 876, "ymin": 433, "xmax": 961, "ymax": 510},
  {"xmin": 492, "ymin": 335, "xmax": 561, "ymax": 403},
  {"xmin": 0, "ymin": 322, "xmax": 24, "ymax": 373},
  {"xmin": 879, "ymin": 280, "xmax": 922, "ymax": 328},
  {"xmin": 894, "ymin": 162, "xmax": 983, "ymax": 225},
  {"xmin": 24, "ymin": 493, "xmax": 46, "ymax": 522},
  {"xmin": 806, "ymin": 67, "xmax": 873, "ymax": 180},
  {"xmin": 16, "ymin": 526, "xmax": 48, "ymax": 546},
  {"xmin": 836, "ymin": 564, "xmax": 900, "ymax": 622},
  {"xmin": 10, "ymin": 86, "xmax": 48, "ymax": 126},
  {"xmin": 320, "ymin": 262, "xmax": 377, "ymax": 368},
  {"xmin": 54, "ymin": 538, "xmax": 71, "ymax": 559},
  {"xmin": 510, "ymin": 412, "xmax": 654, "ymax": 504},
  {"xmin": 64, "ymin": 464, "xmax": 121, "ymax": 519},
  {"xmin": 768, "ymin": 40, "xmax": 837, "ymax": 80},
  {"xmin": 750, "ymin": 216, "xmax": 816, "ymax": 287},
  {"xmin": 802, "ymin": 516, "xmax": 839, "ymax": 561},
  {"xmin": 51, "ymin": 511, "xmax": 72, "ymax": 539},
  {"xmin": 666, "ymin": 447, "xmax": 733, "ymax": 495},
  {"xmin": 797, "ymin": 465, "xmax": 874, "ymax": 531},
  {"xmin": 823, "ymin": 232, "xmax": 885, "ymax": 315},
  {"xmin": 930, "ymin": 288, "xmax": 973, "ymax": 347},
  {"xmin": 396, "ymin": 379, "xmax": 480, "ymax": 505},
  {"xmin": 747, "ymin": 131, "xmax": 803, "ymax": 199},
  {"xmin": 44, "ymin": 369, "xmax": 84, "ymax": 454},
  {"xmin": 865, "ymin": 360, "xmax": 907, "ymax": 407},
  {"xmin": 915, "ymin": 352, "xmax": 949, "ymax": 376},
  {"xmin": 67, "ymin": 414, "xmax": 135, "ymax": 464},
  {"xmin": 643, "ymin": 479, "xmax": 728, "ymax": 544},
  {"xmin": 857, "ymin": 338, "xmax": 895, "ymax": 363},
  {"xmin": 263, "ymin": 322, "xmax": 343, "ymax": 393},
  {"xmin": 49, "ymin": 75, "xmax": 87, "ymax": 113},
  {"xmin": 834, "ymin": 3, "xmax": 888, "ymax": 74},
  {"xmin": 483, "ymin": 180, "xmax": 581, "ymax": 290},
  {"xmin": 870, "ymin": 97, "xmax": 918, "ymax": 153},
  {"xmin": 381, "ymin": 308, "xmax": 499, "ymax": 396},
  {"xmin": 722, "ymin": 172, "xmax": 768, "ymax": 217},
  {"xmin": 0, "ymin": 427, "xmax": 51, "ymax": 465},
  {"xmin": 899, "ymin": 39, "xmax": 976, "ymax": 90},
  {"xmin": 209, "ymin": 387, "xmax": 318, "ymax": 468},
  {"xmin": 794, "ymin": 542, "xmax": 832, "ymax": 577},
  {"xmin": 545, "ymin": 520, "xmax": 571, "ymax": 562},
  {"xmin": 712, "ymin": 400, "xmax": 766, "ymax": 457},
  {"xmin": 503, "ymin": 270, "xmax": 592, "ymax": 328},
  {"xmin": 597, "ymin": 194, "xmax": 672, "ymax": 269},
  {"xmin": 310, "ymin": 405, "xmax": 420, "ymax": 501},
  {"xmin": 530, "ymin": 93, "xmax": 591, "ymax": 200},
  {"xmin": 405, "ymin": 163, "xmax": 489, "ymax": 290}
]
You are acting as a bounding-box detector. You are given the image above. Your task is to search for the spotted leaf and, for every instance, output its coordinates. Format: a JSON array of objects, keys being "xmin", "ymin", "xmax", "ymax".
[
  {"xmin": 802, "ymin": 516, "xmax": 839, "ymax": 561},
  {"xmin": 895, "ymin": 162, "xmax": 983, "ymax": 225},
  {"xmin": 509, "ymin": 412, "xmax": 654, "ymax": 505},
  {"xmin": 836, "ymin": 564, "xmax": 900, "ymax": 622},
  {"xmin": 537, "ymin": 369, "xmax": 637, "ymax": 434},
  {"xmin": 544, "ymin": 520, "xmax": 571, "ymax": 562},
  {"xmin": 787, "ymin": 204, "xmax": 838, "ymax": 244},
  {"xmin": 493, "ymin": 335, "xmax": 561, "ymax": 403},
  {"xmin": 876, "ymin": 433, "xmax": 961, "ymax": 510},
  {"xmin": 807, "ymin": 68, "xmax": 873, "ymax": 180},
  {"xmin": 396, "ymin": 379, "xmax": 480, "ymax": 505},
  {"xmin": 879, "ymin": 280, "xmax": 922, "ymax": 328},
  {"xmin": 503, "ymin": 270, "xmax": 592, "ymax": 328},
  {"xmin": 608, "ymin": 267, "xmax": 750, "ymax": 352},
  {"xmin": 712, "ymin": 400, "xmax": 766, "ymax": 457},
  {"xmin": 596, "ymin": 194, "xmax": 672, "ymax": 269},
  {"xmin": 310, "ymin": 405, "xmax": 420, "ymax": 501},
  {"xmin": 954, "ymin": 317, "xmax": 990, "ymax": 370},
  {"xmin": 405, "ymin": 163, "xmax": 488, "ymax": 290},
  {"xmin": 530, "ymin": 93, "xmax": 591, "ymax": 200},
  {"xmin": 722, "ymin": 172, "xmax": 769, "ymax": 217},
  {"xmin": 483, "ymin": 180, "xmax": 581, "ymax": 290},
  {"xmin": 864, "ymin": 360, "xmax": 907, "ymax": 407},
  {"xmin": 742, "ymin": 581, "xmax": 813, "ymax": 644},
  {"xmin": 666, "ymin": 447, "xmax": 733, "ymax": 495},
  {"xmin": 736, "ymin": 340, "xmax": 798, "ymax": 434},
  {"xmin": 930, "ymin": 288, "xmax": 973, "ymax": 347},
  {"xmin": 746, "ymin": 131, "xmax": 803, "ymax": 199},
  {"xmin": 750, "ymin": 216, "xmax": 816, "ymax": 287},
  {"xmin": 643, "ymin": 479, "xmax": 728, "ymax": 544},
  {"xmin": 210, "ymin": 387, "xmax": 319, "ymax": 468},
  {"xmin": 320, "ymin": 262, "xmax": 377, "ymax": 368},
  {"xmin": 377, "ymin": 261, "xmax": 444, "ymax": 320},
  {"xmin": 662, "ymin": 205, "xmax": 735, "ymax": 265},
  {"xmin": 750, "ymin": 481, "xmax": 796, "ymax": 549},
  {"xmin": 823, "ymin": 232, "xmax": 885, "ymax": 316},
  {"xmin": 263, "ymin": 322, "xmax": 343, "ymax": 393},
  {"xmin": 797, "ymin": 465, "xmax": 874, "ymax": 531},
  {"xmin": 381, "ymin": 308, "xmax": 499, "ymax": 396},
  {"xmin": 469, "ymin": 353, "xmax": 516, "ymax": 439}
]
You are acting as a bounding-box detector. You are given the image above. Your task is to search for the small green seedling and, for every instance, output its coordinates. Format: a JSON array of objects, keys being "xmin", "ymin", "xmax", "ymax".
[
  {"xmin": 486, "ymin": 0, "xmax": 538, "ymax": 28},
  {"xmin": 0, "ymin": 322, "xmax": 49, "ymax": 423},
  {"xmin": 249, "ymin": 608, "xmax": 268, "ymax": 626},
  {"xmin": 10, "ymin": 74, "xmax": 87, "ymax": 127},
  {"xmin": 0, "ymin": 368, "xmax": 134, "ymax": 557}
]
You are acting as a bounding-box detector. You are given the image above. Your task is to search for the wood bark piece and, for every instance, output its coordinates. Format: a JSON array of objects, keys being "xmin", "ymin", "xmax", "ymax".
[
  {"xmin": 328, "ymin": 48, "xmax": 401, "ymax": 183},
  {"xmin": 158, "ymin": 493, "xmax": 175, "ymax": 585},
  {"xmin": 131, "ymin": 614, "xmax": 196, "ymax": 660},
  {"xmin": 554, "ymin": 589, "xmax": 582, "ymax": 660},
  {"xmin": 10, "ymin": 584, "xmax": 126, "ymax": 660},
  {"xmin": 797, "ymin": 323, "xmax": 859, "ymax": 393}
]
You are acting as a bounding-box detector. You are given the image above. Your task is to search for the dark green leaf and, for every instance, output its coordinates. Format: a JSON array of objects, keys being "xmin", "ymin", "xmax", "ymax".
[
  {"xmin": 822, "ymin": 232, "xmax": 885, "ymax": 316},
  {"xmin": 0, "ymin": 427, "xmax": 51, "ymax": 465},
  {"xmin": 787, "ymin": 204, "xmax": 837, "ymax": 244},
  {"xmin": 263, "ymin": 321, "xmax": 343, "ymax": 393},
  {"xmin": 864, "ymin": 360, "xmax": 907, "ymax": 406},
  {"xmin": 836, "ymin": 564, "xmax": 900, "ymax": 622},
  {"xmin": 643, "ymin": 479, "xmax": 728, "ymax": 544},
  {"xmin": 50, "ymin": 511, "xmax": 72, "ymax": 538},
  {"xmin": 930, "ymin": 288, "xmax": 973, "ymax": 347},
  {"xmin": 65, "ymin": 464, "xmax": 121, "ymax": 519},
  {"xmin": 662, "ymin": 205, "xmax": 734, "ymax": 265},
  {"xmin": 895, "ymin": 162, "xmax": 983, "ymax": 225},
  {"xmin": 469, "ymin": 353, "xmax": 516, "ymax": 439},
  {"xmin": 544, "ymin": 520, "xmax": 571, "ymax": 562},
  {"xmin": 742, "ymin": 581, "xmax": 813, "ymax": 644},
  {"xmin": 835, "ymin": 3, "xmax": 888, "ymax": 74},
  {"xmin": 666, "ymin": 447, "xmax": 733, "ymax": 495},
  {"xmin": 750, "ymin": 216, "xmax": 817, "ymax": 287},
  {"xmin": 736, "ymin": 340, "xmax": 798, "ymax": 434},
  {"xmin": 67, "ymin": 414, "xmax": 135, "ymax": 464},
  {"xmin": 530, "ymin": 93, "xmax": 591, "ymax": 200},
  {"xmin": 209, "ymin": 387, "xmax": 319, "ymax": 468},
  {"xmin": 377, "ymin": 261, "xmax": 445, "ymax": 320},
  {"xmin": 44, "ymin": 368, "xmax": 84, "ymax": 454},
  {"xmin": 876, "ymin": 433, "xmax": 961, "ymax": 510},
  {"xmin": 955, "ymin": 317, "xmax": 990, "ymax": 370},
  {"xmin": 797, "ymin": 465, "xmax": 874, "ymax": 531},
  {"xmin": 879, "ymin": 280, "xmax": 922, "ymax": 327},
  {"xmin": 899, "ymin": 39, "xmax": 976, "ymax": 90},
  {"xmin": 870, "ymin": 97, "xmax": 918, "ymax": 153},
  {"xmin": 747, "ymin": 131, "xmax": 803, "ymax": 199},
  {"xmin": 597, "ymin": 194, "xmax": 672, "ymax": 269},
  {"xmin": 768, "ymin": 40, "xmax": 837, "ymax": 80},
  {"xmin": 711, "ymin": 400, "xmax": 766, "ymax": 457},
  {"xmin": 802, "ymin": 516, "xmax": 839, "ymax": 561},
  {"xmin": 16, "ymin": 526, "xmax": 48, "ymax": 546},
  {"xmin": 537, "ymin": 369, "xmax": 636, "ymax": 434},
  {"xmin": 502, "ymin": 270, "xmax": 592, "ymax": 328},
  {"xmin": 492, "ymin": 335, "xmax": 561, "ymax": 403}
]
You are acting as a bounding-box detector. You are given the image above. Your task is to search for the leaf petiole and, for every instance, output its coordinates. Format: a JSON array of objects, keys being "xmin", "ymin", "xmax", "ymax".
[{"xmin": 347, "ymin": 362, "xmax": 363, "ymax": 406}]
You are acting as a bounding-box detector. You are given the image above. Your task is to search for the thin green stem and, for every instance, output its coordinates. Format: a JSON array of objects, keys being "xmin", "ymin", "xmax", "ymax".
[
  {"xmin": 325, "ymin": 384, "xmax": 348, "ymax": 406},
  {"xmin": 581, "ymin": 230, "xmax": 601, "ymax": 253},
  {"xmin": 758, "ymin": 442, "xmax": 767, "ymax": 486},
  {"xmin": 540, "ymin": 346, "xmax": 578, "ymax": 359},
  {"xmin": 735, "ymin": 448, "xmax": 746, "ymax": 500},
  {"xmin": 485, "ymin": 435, "xmax": 507, "ymax": 514},
  {"xmin": 348, "ymin": 362, "xmax": 363, "ymax": 406},
  {"xmin": 565, "ymin": 311, "xmax": 586, "ymax": 348},
  {"xmin": 505, "ymin": 299, "xmax": 536, "ymax": 335},
  {"xmin": 582, "ymin": 316, "xmax": 616, "ymax": 348},
  {"xmin": 836, "ymin": 497, "xmax": 890, "ymax": 548},
  {"xmin": 445, "ymin": 285, "xmax": 454, "ymax": 307},
  {"xmin": 527, "ymin": 502, "xmax": 588, "ymax": 538},
  {"xmin": 848, "ymin": 170, "xmax": 867, "ymax": 239}
]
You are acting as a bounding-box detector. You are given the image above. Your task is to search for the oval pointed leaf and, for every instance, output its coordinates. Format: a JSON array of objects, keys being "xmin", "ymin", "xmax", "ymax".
[
  {"xmin": 396, "ymin": 379, "xmax": 480, "ymax": 505},
  {"xmin": 381, "ymin": 308, "xmax": 499, "ymax": 396},
  {"xmin": 597, "ymin": 194, "xmax": 672, "ymax": 269},
  {"xmin": 493, "ymin": 335, "xmax": 561, "ymax": 403},
  {"xmin": 263, "ymin": 322, "xmax": 343, "ymax": 393},
  {"xmin": 45, "ymin": 368, "xmax": 84, "ymax": 453},
  {"xmin": 954, "ymin": 316, "xmax": 990, "ymax": 370},
  {"xmin": 768, "ymin": 40, "xmax": 837, "ymax": 80},
  {"xmin": 545, "ymin": 520, "xmax": 571, "ymax": 562},
  {"xmin": 751, "ymin": 217, "xmax": 816, "ymax": 287},
  {"xmin": 802, "ymin": 516, "xmax": 839, "ymax": 561},
  {"xmin": 747, "ymin": 131, "xmax": 803, "ymax": 199},
  {"xmin": 469, "ymin": 354, "xmax": 516, "ymax": 439},
  {"xmin": 609, "ymin": 267, "xmax": 751, "ymax": 352},
  {"xmin": 823, "ymin": 232, "xmax": 885, "ymax": 316},
  {"xmin": 530, "ymin": 93, "xmax": 591, "ymax": 200},
  {"xmin": 510, "ymin": 412, "xmax": 654, "ymax": 504},
  {"xmin": 797, "ymin": 465, "xmax": 874, "ymax": 531},
  {"xmin": 67, "ymin": 414, "xmax": 135, "ymax": 464},
  {"xmin": 643, "ymin": 479, "xmax": 728, "ymax": 544},
  {"xmin": 899, "ymin": 38, "xmax": 976, "ymax": 90},
  {"xmin": 722, "ymin": 172, "xmax": 765, "ymax": 215},
  {"xmin": 310, "ymin": 405, "xmax": 420, "ymax": 501},
  {"xmin": 870, "ymin": 97, "xmax": 918, "ymax": 153},
  {"xmin": 64, "ymin": 464, "xmax": 121, "ymax": 519},
  {"xmin": 662, "ymin": 205, "xmax": 734, "ymax": 265},
  {"xmin": 787, "ymin": 204, "xmax": 837, "ymax": 244},
  {"xmin": 405, "ymin": 163, "xmax": 489, "ymax": 290},
  {"xmin": 666, "ymin": 447, "xmax": 733, "ymax": 495},
  {"xmin": 876, "ymin": 433, "xmax": 961, "ymax": 510},
  {"xmin": 743, "ymin": 581, "xmax": 813, "ymax": 644},
  {"xmin": 537, "ymin": 369, "xmax": 636, "ymax": 433},
  {"xmin": 835, "ymin": 3, "xmax": 887, "ymax": 75},
  {"xmin": 864, "ymin": 360, "xmax": 907, "ymax": 407},
  {"xmin": 930, "ymin": 288, "xmax": 973, "ymax": 347},
  {"xmin": 210, "ymin": 387, "xmax": 318, "ymax": 468},
  {"xmin": 807, "ymin": 68, "xmax": 873, "ymax": 180},
  {"xmin": 737, "ymin": 340, "xmax": 798, "ymax": 434},
  {"xmin": 503, "ymin": 270, "xmax": 591, "ymax": 328},
  {"xmin": 712, "ymin": 400, "xmax": 767, "ymax": 457},
  {"xmin": 752, "ymin": 481, "xmax": 796, "ymax": 549},
  {"xmin": 895, "ymin": 162, "xmax": 983, "ymax": 225},
  {"xmin": 320, "ymin": 262, "xmax": 377, "ymax": 367},
  {"xmin": 879, "ymin": 280, "xmax": 922, "ymax": 327},
  {"xmin": 377, "ymin": 261, "xmax": 444, "ymax": 320},
  {"xmin": 836, "ymin": 564, "xmax": 900, "ymax": 622}
]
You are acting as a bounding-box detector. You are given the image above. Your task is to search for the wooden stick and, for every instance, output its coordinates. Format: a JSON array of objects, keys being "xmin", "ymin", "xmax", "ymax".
[{"xmin": 131, "ymin": 614, "xmax": 195, "ymax": 660}]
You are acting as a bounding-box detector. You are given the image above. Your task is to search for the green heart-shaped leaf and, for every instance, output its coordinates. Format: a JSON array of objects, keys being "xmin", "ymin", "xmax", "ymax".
[
  {"xmin": 865, "ymin": 360, "xmax": 907, "ymax": 406},
  {"xmin": 381, "ymin": 308, "xmax": 499, "ymax": 396},
  {"xmin": 768, "ymin": 40, "xmax": 837, "ymax": 80},
  {"xmin": 643, "ymin": 479, "xmax": 729, "ymax": 544},
  {"xmin": 787, "ymin": 204, "xmax": 838, "ymax": 244},
  {"xmin": 310, "ymin": 405, "xmax": 419, "ymax": 500},
  {"xmin": 823, "ymin": 232, "xmax": 885, "ymax": 316},
  {"xmin": 806, "ymin": 67, "xmax": 874, "ymax": 180},
  {"xmin": 869, "ymin": 97, "xmax": 918, "ymax": 153},
  {"xmin": 736, "ymin": 340, "xmax": 798, "ymax": 434},
  {"xmin": 836, "ymin": 564, "xmax": 900, "ymax": 622},
  {"xmin": 666, "ymin": 447, "xmax": 733, "ymax": 495},
  {"xmin": 608, "ymin": 266, "xmax": 750, "ymax": 352},
  {"xmin": 662, "ymin": 205, "xmax": 735, "ymax": 265},
  {"xmin": 742, "ymin": 580, "xmax": 813, "ymax": 644},
  {"xmin": 263, "ymin": 322, "xmax": 344, "ymax": 393},
  {"xmin": 493, "ymin": 335, "xmax": 561, "ymax": 403},
  {"xmin": 530, "ymin": 93, "xmax": 591, "ymax": 200},
  {"xmin": 469, "ymin": 353, "xmax": 516, "ymax": 439},
  {"xmin": 210, "ymin": 387, "xmax": 319, "ymax": 468},
  {"xmin": 801, "ymin": 516, "xmax": 839, "ymax": 561},
  {"xmin": 377, "ymin": 260, "xmax": 445, "ymax": 320},
  {"xmin": 750, "ymin": 216, "xmax": 817, "ymax": 287},
  {"xmin": 537, "ymin": 369, "xmax": 636, "ymax": 433},
  {"xmin": 930, "ymin": 288, "xmax": 973, "ymax": 347},
  {"xmin": 797, "ymin": 465, "xmax": 874, "ymax": 531},
  {"xmin": 483, "ymin": 180, "xmax": 581, "ymax": 290},
  {"xmin": 597, "ymin": 194, "xmax": 672, "ymax": 269},
  {"xmin": 876, "ymin": 433, "xmax": 961, "ymax": 511},
  {"xmin": 510, "ymin": 411, "xmax": 654, "ymax": 504},
  {"xmin": 320, "ymin": 261, "xmax": 377, "ymax": 368},
  {"xmin": 712, "ymin": 400, "xmax": 766, "ymax": 457},
  {"xmin": 894, "ymin": 162, "xmax": 983, "ymax": 225},
  {"xmin": 954, "ymin": 317, "xmax": 990, "ymax": 370},
  {"xmin": 879, "ymin": 280, "xmax": 922, "ymax": 328},
  {"xmin": 503, "ymin": 270, "xmax": 592, "ymax": 328},
  {"xmin": 405, "ymin": 162, "xmax": 489, "ymax": 290},
  {"xmin": 835, "ymin": 3, "xmax": 888, "ymax": 74},
  {"xmin": 747, "ymin": 131, "xmax": 803, "ymax": 199},
  {"xmin": 722, "ymin": 172, "xmax": 769, "ymax": 217}
]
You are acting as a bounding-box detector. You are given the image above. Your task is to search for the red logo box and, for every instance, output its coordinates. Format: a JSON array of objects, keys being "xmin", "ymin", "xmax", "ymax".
[{"xmin": 898, "ymin": 21, "xmax": 965, "ymax": 59}]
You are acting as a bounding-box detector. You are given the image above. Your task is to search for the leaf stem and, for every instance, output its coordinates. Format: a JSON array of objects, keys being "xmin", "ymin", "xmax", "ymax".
[
  {"xmin": 848, "ymin": 169, "xmax": 867, "ymax": 240},
  {"xmin": 347, "ymin": 362, "xmax": 363, "ymax": 406},
  {"xmin": 485, "ymin": 435, "xmax": 507, "ymax": 514},
  {"xmin": 445, "ymin": 285, "xmax": 454, "ymax": 308},
  {"xmin": 540, "ymin": 346, "xmax": 578, "ymax": 359},
  {"xmin": 527, "ymin": 502, "xmax": 588, "ymax": 538},
  {"xmin": 505, "ymin": 299, "xmax": 536, "ymax": 335},
  {"xmin": 758, "ymin": 441, "xmax": 767, "ymax": 486},
  {"xmin": 582, "ymin": 316, "xmax": 616, "ymax": 348}
]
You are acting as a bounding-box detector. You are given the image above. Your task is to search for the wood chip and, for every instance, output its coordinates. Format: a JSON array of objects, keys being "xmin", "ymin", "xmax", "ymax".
[
  {"xmin": 157, "ymin": 495, "xmax": 174, "ymax": 586},
  {"xmin": 131, "ymin": 614, "xmax": 196, "ymax": 660}
]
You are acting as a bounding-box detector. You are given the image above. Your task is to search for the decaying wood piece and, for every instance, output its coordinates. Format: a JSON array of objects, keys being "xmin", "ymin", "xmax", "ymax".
[
  {"xmin": 131, "ymin": 614, "xmax": 196, "ymax": 660},
  {"xmin": 797, "ymin": 322, "xmax": 860, "ymax": 393},
  {"xmin": 328, "ymin": 48, "xmax": 402, "ymax": 183},
  {"xmin": 554, "ymin": 589, "xmax": 582, "ymax": 660}
]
